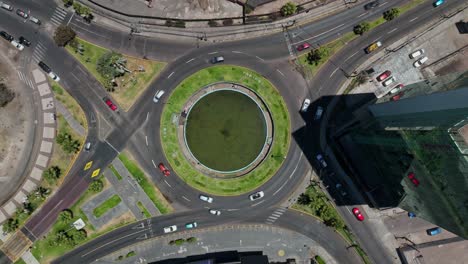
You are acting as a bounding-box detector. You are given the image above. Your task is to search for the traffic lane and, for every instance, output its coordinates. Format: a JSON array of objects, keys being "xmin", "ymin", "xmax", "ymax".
[
  {"xmin": 272, "ymin": 209, "xmax": 362, "ymax": 264},
  {"xmin": 3, "ymin": 0, "xmax": 58, "ymax": 22}
]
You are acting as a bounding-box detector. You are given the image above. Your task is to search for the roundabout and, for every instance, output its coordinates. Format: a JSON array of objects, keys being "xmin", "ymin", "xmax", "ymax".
[{"xmin": 160, "ymin": 65, "xmax": 291, "ymax": 195}]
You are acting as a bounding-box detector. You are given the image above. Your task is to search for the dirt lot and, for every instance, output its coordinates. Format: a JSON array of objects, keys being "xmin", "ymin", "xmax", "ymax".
[{"xmin": 0, "ymin": 41, "xmax": 33, "ymax": 205}]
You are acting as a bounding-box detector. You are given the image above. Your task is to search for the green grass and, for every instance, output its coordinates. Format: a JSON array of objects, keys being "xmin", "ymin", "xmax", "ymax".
[
  {"xmin": 160, "ymin": 65, "xmax": 291, "ymax": 195},
  {"xmin": 93, "ymin": 194, "xmax": 122, "ymax": 218},
  {"xmin": 137, "ymin": 201, "xmax": 151, "ymax": 218},
  {"xmin": 118, "ymin": 153, "xmax": 171, "ymax": 214},
  {"xmin": 50, "ymin": 80, "xmax": 88, "ymax": 131},
  {"xmin": 109, "ymin": 165, "xmax": 123, "ymax": 180},
  {"xmin": 14, "ymin": 259, "xmax": 26, "ymax": 264},
  {"xmin": 314, "ymin": 255, "xmax": 326, "ymax": 264},
  {"xmin": 65, "ymin": 37, "xmax": 166, "ymax": 111},
  {"xmin": 126, "ymin": 251, "xmax": 136, "ymax": 258},
  {"xmin": 400, "ymin": 0, "xmax": 428, "ymax": 14}
]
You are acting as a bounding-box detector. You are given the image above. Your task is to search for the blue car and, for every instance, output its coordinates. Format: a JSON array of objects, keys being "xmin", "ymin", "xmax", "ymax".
[
  {"xmin": 433, "ymin": 0, "xmax": 445, "ymax": 7},
  {"xmin": 427, "ymin": 227, "xmax": 442, "ymax": 236}
]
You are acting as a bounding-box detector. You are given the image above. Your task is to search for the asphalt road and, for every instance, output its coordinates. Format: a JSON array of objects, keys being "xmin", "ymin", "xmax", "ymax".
[{"xmin": 0, "ymin": 0, "xmax": 466, "ymax": 263}]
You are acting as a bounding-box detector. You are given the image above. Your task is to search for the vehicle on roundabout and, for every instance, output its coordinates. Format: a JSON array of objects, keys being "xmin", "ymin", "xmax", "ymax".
[
  {"xmin": 211, "ymin": 56, "xmax": 224, "ymax": 64},
  {"xmin": 103, "ymin": 97, "xmax": 117, "ymax": 111},
  {"xmin": 209, "ymin": 209, "xmax": 221, "ymax": 216},
  {"xmin": 163, "ymin": 225, "xmax": 177, "ymax": 233},
  {"xmin": 365, "ymin": 41, "xmax": 382, "ymax": 54},
  {"xmin": 158, "ymin": 163, "xmax": 170, "ymax": 176},
  {"xmin": 407, "ymin": 172, "xmax": 420, "ymax": 187},
  {"xmin": 249, "ymin": 191, "xmax": 264, "ymax": 201},
  {"xmin": 153, "ymin": 90, "xmax": 165, "ymax": 103},
  {"xmin": 199, "ymin": 194, "xmax": 213, "ymax": 203},
  {"xmin": 352, "ymin": 207, "xmax": 365, "ymax": 221},
  {"xmin": 185, "ymin": 222, "xmax": 197, "ymax": 229},
  {"xmin": 433, "ymin": 0, "xmax": 444, "ymax": 7},
  {"xmin": 364, "ymin": 0, "xmax": 380, "ymax": 10}
]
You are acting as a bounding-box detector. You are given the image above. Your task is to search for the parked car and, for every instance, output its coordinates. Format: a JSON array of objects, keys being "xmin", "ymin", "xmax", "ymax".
[
  {"xmin": 38, "ymin": 61, "xmax": 51, "ymax": 73},
  {"xmin": 16, "ymin": 8, "xmax": 29, "ymax": 19},
  {"xmin": 199, "ymin": 194, "xmax": 213, "ymax": 203},
  {"xmin": 364, "ymin": 0, "xmax": 380, "ymax": 10},
  {"xmin": 153, "ymin": 90, "xmax": 165, "ymax": 103},
  {"xmin": 297, "ymin": 43, "xmax": 310, "ymax": 51},
  {"xmin": 314, "ymin": 106, "xmax": 324, "ymax": 120},
  {"xmin": 427, "ymin": 227, "xmax": 442, "ymax": 236},
  {"xmin": 316, "ymin": 154, "xmax": 327, "ymax": 168},
  {"xmin": 389, "ymin": 84, "xmax": 404, "ymax": 94},
  {"xmin": 209, "ymin": 209, "xmax": 221, "ymax": 216},
  {"xmin": 103, "ymin": 97, "xmax": 117, "ymax": 111},
  {"xmin": 376, "ymin": 70, "xmax": 391, "ymax": 82},
  {"xmin": 249, "ymin": 191, "xmax": 264, "ymax": 201},
  {"xmin": 409, "ymin": 49, "xmax": 425, "ymax": 59},
  {"xmin": 19, "ymin": 36, "xmax": 31, "ymax": 47},
  {"xmin": 335, "ymin": 183, "xmax": 347, "ymax": 196},
  {"xmin": 0, "ymin": 2, "xmax": 13, "ymax": 11},
  {"xmin": 413, "ymin": 56, "xmax": 428, "ymax": 68},
  {"xmin": 433, "ymin": 0, "xmax": 444, "ymax": 7},
  {"xmin": 352, "ymin": 207, "xmax": 365, "ymax": 221},
  {"xmin": 48, "ymin": 71, "xmax": 60, "ymax": 82},
  {"xmin": 211, "ymin": 56, "xmax": 224, "ymax": 64},
  {"xmin": 382, "ymin": 77, "xmax": 396, "ymax": 87},
  {"xmin": 0, "ymin": 31, "xmax": 14, "ymax": 41},
  {"xmin": 10, "ymin": 40, "xmax": 24, "ymax": 51},
  {"xmin": 29, "ymin": 16, "xmax": 41, "ymax": 25},
  {"xmin": 301, "ymin": 98, "xmax": 311, "ymax": 112},
  {"xmin": 158, "ymin": 163, "xmax": 170, "ymax": 177},
  {"xmin": 407, "ymin": 172, "xmax": 420, "ymax": 187},
  {"xmin": 185, "ymin": 222, "xmax": 197, "ymax": 229},
  {"xmin": 163, "ymin": 225, "xmax": 177, "ymax": 233},
  {"xmin": 391, "ymin": 92, "xmax": 404, "ymax": 101}
]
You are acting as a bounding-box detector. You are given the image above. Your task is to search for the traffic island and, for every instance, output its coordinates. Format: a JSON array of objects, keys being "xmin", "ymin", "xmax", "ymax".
[{"xmin": 160, "ymin": 65, "xmax": 290, "ymax": 195}]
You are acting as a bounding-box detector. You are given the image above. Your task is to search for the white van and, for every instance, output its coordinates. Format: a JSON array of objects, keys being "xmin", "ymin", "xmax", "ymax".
[
  {"xmin": 382, "ymin": 77, "xmax": 396, "ymax": 87},
  {"xmin": 1, "ymin": 2, "xmax": 13, "ymax": 11},
  {"xmin": 153, "ymin": 90, "xmax": 165, "ymax": 103}
]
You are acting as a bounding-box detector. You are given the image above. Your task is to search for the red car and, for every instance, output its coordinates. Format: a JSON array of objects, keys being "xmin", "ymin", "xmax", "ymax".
[
  {"xmin": 158, "ymin": 163, "xmax": 170, "ymax": 176},
  {"xmin": 376, "ymin": 70, "xmax": 391, "ymax": 82},
  {"xmin": 297, "ymin": 43, "xmax": 311, "ymax": 51},
  {"xmin": 407, "ymin": 172, "xmax": 420, "ymax": 187},
  {"xmin": 103, "ymin": 97, "xmax": 117, "ymax": 111},
  {"xmin": 352, "ymin": 207, "xmax": 365, "ymax": 221},
  {"xmin": 391, "ymin": 92, "xmax": 404, "ymax": 101}
]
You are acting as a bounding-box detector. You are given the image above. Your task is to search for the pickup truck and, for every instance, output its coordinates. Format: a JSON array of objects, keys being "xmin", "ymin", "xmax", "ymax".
[{"xmin": 365, "ymin": 41, "xmax": 382, "ymax": 54}]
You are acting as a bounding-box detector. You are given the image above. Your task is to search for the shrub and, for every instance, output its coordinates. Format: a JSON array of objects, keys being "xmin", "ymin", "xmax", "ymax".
[
  {"xmin": 186, "ymin": 237, "xmax": 197, "ymax": 243},
  {"xmin": 281, "ymin": 2, "xmax": 297, "ymax": 17},
  {"xmin": 353, "ymin": 22, "xmax": 370, "ymax": 35},
  {"xmin": 383, "ymin": 8, "xmax": 400, "ymax": 21},
  {"xmin": 58, "ymin": 209, "xmax": 74, "ymax": 223},
  {"xmin": 56, "ymin": 133, "xmax": 80, "ymax": 153},
  {"xmin": 89, "ymin": 179, "xmax": 104, "ymax": 192},
  {"xmin": 53, "ymin": 25, "xmax": 76, "ymax": 47},
  {"xmin": 2, "ymin": 218, "xmax": 18, "ymax": 233},
  {"xmin": 222, "ymin": 19, "xmax": 233, "ymax": 26},
  {"xmin": 175, "ymin": 20, "xmax": 185, "ymax": 28},
  {"xmin": 0, "ymin": 83, "xmax": 15, "ymax": 107},
  {"xmin": 208, "ymin": 20, "xmax": 218, "ymax": 27},
  {"xmin": 297, "ymin": 193, "xmax": 311, "ymax": 205},
  {"xmin": 174, "ymin": 239, "xmax": 185, "ymax": 245},
  {"xmin": 306, "ymin": 47, "xmax": 329, "ymax": 65},
  {"xmin": 43, "ymin": 166, "xmax": 62, "ymax": 185}
]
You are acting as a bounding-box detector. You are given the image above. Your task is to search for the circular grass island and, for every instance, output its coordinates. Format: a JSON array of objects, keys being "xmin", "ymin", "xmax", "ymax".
[
  {"xmin": 160, "ymin": 66, "xmax": 290, "ymax": 195},
  {"xmin": 185, "ymin": 90, "xmax": 268, "ymax": 173}
]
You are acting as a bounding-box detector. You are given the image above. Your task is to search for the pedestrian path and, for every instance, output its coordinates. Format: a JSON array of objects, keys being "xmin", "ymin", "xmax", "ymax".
[
  {"xmin": 55, "ymin": 101, "xmax": 86, "ymax": 137},
  {"xmin": 50, "ymin": 7, "xmax": 68, "ymax": 27}
]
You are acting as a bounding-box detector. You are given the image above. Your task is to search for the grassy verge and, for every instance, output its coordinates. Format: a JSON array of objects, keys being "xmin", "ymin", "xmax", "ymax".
[
  {"xmin": 14, "ymin": 259, "xmax": 26, "ymax": 264},
  {"xmin": 65, "ymin": 37, "xmax": 166, "ymax": 111},
  {"xmin": 293, "ymin": 184, "xmax": 371, "ymax": 264},
  {"xmin": 314, "ymin": 255, "xmax": 326, "ymax": 264},
  {"xmin": 137, "ymin": 201, "xmax": 151, "ymax": 218},
  {"xmin": 93, "ymin": 194, "xmax": 122, "ymax": 218},
  {"xmin": 160, "ymin": 66, "xmax": 290, "ymax": 195},
  {"xmin": 109, "ymin": 164, "xmax": 123, "ymax": 180},
  {"xmin": 400, "ymin": 0, "xmax": 427, "ymax": 14},
  {"xmin": 118, "ymin": 153, "xmax": 172, "ymax": 214},
  {"xmin": 50, "ymin": 81, "xmax": 88, "ymax": 131}
]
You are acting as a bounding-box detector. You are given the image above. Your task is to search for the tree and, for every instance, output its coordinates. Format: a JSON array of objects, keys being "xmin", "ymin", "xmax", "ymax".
[
  {"xmin": 53, "ymin": 25, "xmax": 76, "ymax": 47},
  {"xmin": 2, "ymin": 218, "xmax": 19, "ymax": 233},
  {"xmin": 89, "ymin": 179, "xmax": 104, "ymax": 193},
  {"xmin": 306, "ymin": 47, "xmax": 329, "ymax": 66},
  {"xmin": 43, "ymin": 166, "xmax": 62, "ymax": 184},
  {"xmin": 58, "ymin": 209, "xmax": 74, "ymax": 222},
  {"xmin": 0, "ymin": 83, "xmax": 15, "ymax": 107},
  {"xmin": 281, "ymin": 2, "xmax": 297, "ymax": 17},
  {"xmin": 297, "ymin": 193, "xmax": 311, "ymax": 205},
  {"xmin": 73, "ymin": 2, "xmax": 83, "ymax": 15},
  {"xmin": 56, "ymin": 133, "xmax": 80, "ymax": 153},
  {"xmin": 70, "ymin": 229, "xmax": 87, "ymax": 243},
  {"xmin": 63, "ymin": 0, "xmax": 73, "ymax": 7},
  {"xmin": 353, "ymin": 22, "xmax": 370, "ymax": 35},
  {"xmin": 383, "ymin": 8, "xmax": 400, "ymax": 21},
  {"xmin": 96, "ymin": 51, "xmax": 124, "ymax": 90}
]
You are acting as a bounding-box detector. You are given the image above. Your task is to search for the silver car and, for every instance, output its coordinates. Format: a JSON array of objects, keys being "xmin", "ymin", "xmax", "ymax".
[{"xmin": 199, "ymin": 194, "xmax": 213, "ymax": 203}]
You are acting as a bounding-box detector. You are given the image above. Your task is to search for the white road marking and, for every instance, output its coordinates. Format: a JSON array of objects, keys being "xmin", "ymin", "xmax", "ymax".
[
  {"xmin": 146, "ymin": 112, "xmax": 149, "ymax": 122},
  {"xmin": 182, "ymin": 196, "xmax": 191, "ymax": 202},
  {"xmin": 81, "ymin": 229, "xmax": 149, "ymax": 257},
  {"xmin": 373, "ymin": 37, "xmax": 382, "ymax": 42},
  {"xmin": 345, "ymin": 51, "xmax": 359, "ymax": 62},
  {"xmin": 232, "ymin": 51, "xmax": 242, "ymax": 54},
  {"xmin": 105, "ymin": 140, "xmax": 120, "ymax": 153},
  {"xmin": 66, "ymin": 12, "xmax": 75, "ymax": 26},
  {"xmin": 255, "ymin": 56, "xmax": 264, "ymax": 61},
  {"xmin": 273, "ymin": 179, "xmax": 289, "ymax": 196},
  {"xmin": 289, "ymin": 153, "xmax": 304, "ymax": 179},
  {"xmin": 387, "ymin": 28, "xmax": 398, "ymax": 34},
  {"xmin": 145, "ymin": 135, "xmax": 148, "ymax": 146},
  {"xmin": 164, "ymin": 180, "xmax": 172, "ymax": 187},
  {"xmin": 272, "ymin": 213, "xmax": 282, "ymax": 217},
  {"xmin": 357, "ymin": 13, "xmax": 367, "ymax": 18},
  {"xmin": 50, "ymin": 17, "xmax": 62, "ymax": 25},
  {"xmin": 185, "ymin": 58, "xmax": 195, "ymax": 63},
  {"xmin": 410, "ymin": 17, "xmax": 419, "ymax": 22},
  {"xmin": 208, "ymin": 51, "xmax": 218, "ymax": 54},
  {"xmin": 251, "ymin": 200, "xmax": 265, "ymax": 207},
  {"xmin": 55, "ymin": 7, "xmax": 68, "ymax": 16},
  {"xmin": 276, "ymin": 69, "xmax": 285, "ymax": 76},
  {"xmin": 167, "ymin": 72, "xmax": 175, "ymax": 79},
  {"xmin": 151, "ymin": 160, "xmax": 157, "ymax": 168},
  {"xmin": 227, "ymin": 208, "xmax": 239, "ymax": 211},
  {"xmin": 380, "ymin": 1, "xmax": 388, "ymax": 6},
  {"xmin": 329, "ymin": 68, "xmax": 339, "ymax": 78},
  {"xmin": 291, "ymin": 23, "xmax": 344, "ymax": 45},
  {"xmin": 268, "ymin": 216, "xmax": 278, "ymax": 220}
]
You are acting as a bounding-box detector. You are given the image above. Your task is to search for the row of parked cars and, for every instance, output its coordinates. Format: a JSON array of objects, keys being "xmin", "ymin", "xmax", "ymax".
[
  {"xmin": 0, "ymin": 31, "xmax": 30, "ymax": 51},
  {"xmin": 1, "ymin": 2, "xmax": 41, "ymax": 24}
]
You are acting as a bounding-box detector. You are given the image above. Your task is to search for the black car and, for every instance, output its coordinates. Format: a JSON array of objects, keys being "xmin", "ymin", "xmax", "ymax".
[
  {"xmin": 19, "ymin": 36, "xmax": 31, "ymax": 46},
  {"xmin": 16, "ymin": 9, "xmax": 29, "ymax": 19},
  {"xmin": 38, "ymin": 61, "xmax": 51, "ymax": 73},
  {"xmin": 364, "ymin": 1, "xmax": 380, "ymax": 10},
  {"xmin": 0, "ymin": 31, "xmax": 13, "ymax": 41}
]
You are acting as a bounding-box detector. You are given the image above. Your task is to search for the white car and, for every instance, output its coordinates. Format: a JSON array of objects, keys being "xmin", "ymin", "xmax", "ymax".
[
  {"xmin": 301, "ymin": 98, "xmax": 311, "ymax": 112},
  {"xmin": 199, "ymin": 194, "xmax": 213, "ymax": 203},
  {"xmin": 413, "ymin": 56, "xmax": 428, "ymax": 68},
  {"xmin": 153, "ymin": 90, "xmax": 165, "ymax": 103},
  {"xmin": 48, "ymin": 72, "xmax": 60, "ymax": 82},
  {"xmin": 316, "ymin": 154, "xmax": 327, "ymax": 168},
  {"xmin": 163, "ymin": 225, "xmax": 177, "ymax": 233},
  {"xmin": 0, "ymin": 3, "xmax": 13, "ymax": 11},
  {"xmin": 409, "ymin": 49, "xmax": 424, "ymax": 59},
  {"xmin": 10, "ymin": 40, "xmax": 24, "ymax": 51},
  {"xmin": 382, "ymin": 77, "xmax": 395, "ymax": 87},
  {"xmin": 249, "ymin": 191, "xmax": 264, "ymax": 201},
  {"xmin": 209, "ymin": 209, "xmax": 221, "ymax": 216},
  {"xmin": 314, "ymin": 106, "xmax": 323, "ymax": 120}
]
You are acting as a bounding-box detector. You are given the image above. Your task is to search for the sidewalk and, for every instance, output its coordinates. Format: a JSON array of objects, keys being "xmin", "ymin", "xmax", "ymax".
[
  {"xmin": 55, "ymin": 101, "xmax": 86, "ymax": 137},
  {"xmin": 77, "ymin": 0, "xmax": 363, "ymax": 42}
]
